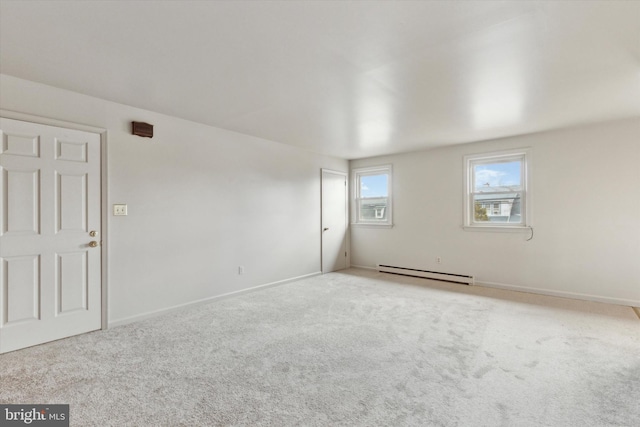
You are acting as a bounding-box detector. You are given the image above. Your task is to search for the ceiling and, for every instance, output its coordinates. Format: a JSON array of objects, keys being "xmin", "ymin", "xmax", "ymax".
[{"xmin": 1, "ymin": 1, "xmax": 638, "ymax": 159}]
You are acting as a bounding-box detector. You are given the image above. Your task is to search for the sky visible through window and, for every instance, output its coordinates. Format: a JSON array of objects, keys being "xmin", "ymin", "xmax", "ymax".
[
  {"xmin": 474, "ymin": 161, "xmax": 521, "ymax": 191},
  {"xmin": 361, "ymin": 174, "xmax": 388, "ymax": 197}
]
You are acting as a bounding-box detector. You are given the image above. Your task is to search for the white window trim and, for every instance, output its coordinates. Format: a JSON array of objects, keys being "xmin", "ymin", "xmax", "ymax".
[
  {"xmin": 463, "ymin": 148, "xmax": 532, "ymax": 232},
  {"xmin": 352, "ymin": 164, "xmax": 393, "ymax": 227}
]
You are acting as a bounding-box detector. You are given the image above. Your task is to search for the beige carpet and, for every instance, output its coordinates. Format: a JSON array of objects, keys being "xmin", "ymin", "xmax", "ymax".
[{"xmin": 1, "ymin": 268, "xmax": 639, "ymax": 426}]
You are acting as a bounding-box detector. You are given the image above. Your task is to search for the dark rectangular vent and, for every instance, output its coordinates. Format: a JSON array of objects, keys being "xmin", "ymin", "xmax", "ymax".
[{"xmin": 132, "ymin": 121, "xmax": 153, "ymax": 138}]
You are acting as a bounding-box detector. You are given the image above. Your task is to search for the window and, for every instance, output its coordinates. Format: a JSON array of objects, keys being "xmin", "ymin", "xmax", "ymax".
[
  {"xmin": 463, "ymin": 149, "xmax": 531, "ymax": 230},
  {"xmin": 352, "ymin": 165, "xmax": 392, "ymax": 226}
]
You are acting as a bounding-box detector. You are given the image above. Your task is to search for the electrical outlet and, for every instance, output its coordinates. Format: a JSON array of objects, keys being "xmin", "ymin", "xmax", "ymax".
[
  {"xmin": 113, "ymin": 204, "xmax": 128, "ymax": 216},
  {"xmin": 238, "ymin": 266, "xmax": 244, "ymax": 275},
  {"xmin": 436, "ymin": 256, "xmax": 442, "ymax": 264}
]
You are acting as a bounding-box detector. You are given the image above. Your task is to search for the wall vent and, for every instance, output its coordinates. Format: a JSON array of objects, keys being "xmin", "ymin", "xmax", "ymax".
[
  {"xmin": 132, "ymin": 121, "xmax": 153, "ymax": 138},
  {"xmin": 378, "ymin": 264, "xmax": 474, "ymax": 285}
]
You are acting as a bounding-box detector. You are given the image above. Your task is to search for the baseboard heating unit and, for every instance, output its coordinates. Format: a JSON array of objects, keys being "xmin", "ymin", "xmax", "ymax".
[{"xmin": 378, "ymin": 264, "xmax": 474, "ymax": 285}]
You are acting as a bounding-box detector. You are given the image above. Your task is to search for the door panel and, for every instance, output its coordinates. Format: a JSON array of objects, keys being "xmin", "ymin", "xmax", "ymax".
[
  {"xmin": 57, "ymin": 251, "xmax": 88, "ymax": 313},
  {"xmin": 4, "ymin": 168, "xmax": 40, "ymax": 235},
  {"xmin": 0, "ymin": 118, "xmax": 101, "ymax": 353},
  {"xmin": 57, "ymin": 171, "xmax": 88, "ymax": 232},
  {"xmin": 2, "ymin": 132, "xmax": 40, "ymax": 157},
  {"xmin": 3, "ymin": 255, "xmax": 40, "ymax": 324},
  {"xmin": 321, "ymin": 170, "xmax": 347, "ymax": 273}
]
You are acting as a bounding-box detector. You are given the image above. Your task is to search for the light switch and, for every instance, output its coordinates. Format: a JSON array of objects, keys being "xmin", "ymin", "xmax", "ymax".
[{"xmin": 113, "ymin": 204, "xmax": 128, "ymax": 216}]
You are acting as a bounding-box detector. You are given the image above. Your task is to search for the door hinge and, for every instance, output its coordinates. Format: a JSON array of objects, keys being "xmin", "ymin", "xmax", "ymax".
[{"xmin": 345, "ymin": 251, "xmax": 347, "ymax": 257}]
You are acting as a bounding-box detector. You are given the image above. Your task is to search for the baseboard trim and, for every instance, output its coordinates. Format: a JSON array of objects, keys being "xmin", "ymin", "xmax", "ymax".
[
  {"xmin": 349, "ymin": 266, "xmax": 639, "ymax": 308},
  {"xmin": 108, "ymin": 271, "xmax": 322, "ymax": 328},
  {"xmin": 476, "ymin": 280, "xmax": 640, "ymax": 308},
  {"xmin": 349, "ymin": 264, "xmax": 378, "ymax": 271}
]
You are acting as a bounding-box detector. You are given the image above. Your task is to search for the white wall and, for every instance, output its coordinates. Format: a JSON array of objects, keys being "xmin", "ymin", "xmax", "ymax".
[
  {"xmin": 350, "ymin": 118, "xmax": 640, "ymax": 306},
  {"xmin": 0, "ymin": 74, "xmax": 348, "ymax": 325}
]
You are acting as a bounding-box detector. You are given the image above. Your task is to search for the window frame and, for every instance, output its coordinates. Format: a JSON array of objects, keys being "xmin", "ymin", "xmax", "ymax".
[
  {"xmin": 463, "ymin": 148, "xmax": 532, "ymax": 232},
  {"xmin": 352, "ymin": 164, "xmax": 393, "ymax": 227}
]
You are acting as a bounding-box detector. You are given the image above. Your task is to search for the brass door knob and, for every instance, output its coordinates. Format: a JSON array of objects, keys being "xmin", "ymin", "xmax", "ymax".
[
  {"xmin": 89, "ymin": 230, "xmax": 98, "ymax": 237},
  {"xmin": 89, "ymin": 241, "xmax": 99, "ymax": 248}
]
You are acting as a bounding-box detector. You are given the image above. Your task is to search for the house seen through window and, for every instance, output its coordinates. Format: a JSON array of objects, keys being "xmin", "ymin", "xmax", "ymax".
[
  {"xmin": 353, "ymin": 165, "xmax": 392, "ymax": 226},
  {"xmin": 464, "ymin": 149, "xmax": 530, "ymax": 229}
]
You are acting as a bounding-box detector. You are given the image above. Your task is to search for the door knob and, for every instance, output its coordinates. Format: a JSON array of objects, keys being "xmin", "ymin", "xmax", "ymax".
[
  {"xmin": 89, "ymin": 230, "xmax": 98, "ymax": 237},
  {"xmin": 323, "ymin": 227, "xmax": 329, "ymax": 231},
  {"xmin": 89, "ymin": 241, "xmax": 99, "ymax": 248}
]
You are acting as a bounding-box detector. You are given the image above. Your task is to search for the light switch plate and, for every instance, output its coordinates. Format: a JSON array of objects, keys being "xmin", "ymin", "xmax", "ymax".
[{"xmin": 113, "ymin": 204, "xmax": 128, "ymax": 216}]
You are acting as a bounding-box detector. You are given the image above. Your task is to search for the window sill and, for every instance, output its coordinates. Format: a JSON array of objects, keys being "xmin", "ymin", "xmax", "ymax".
[
  {"xmin": 351, "ymin": 223, "xmax": 394, "ymax": 229},
  {"xmin": 463, "ymin": 225, "xmax": 531, "ymax": 233}
]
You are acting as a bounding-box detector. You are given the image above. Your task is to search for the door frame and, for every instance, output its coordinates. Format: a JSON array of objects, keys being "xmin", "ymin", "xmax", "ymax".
[
  {"xmin": 1, "ymin": 109, "xmax": 109, "ymax": 330},
  {"xmin": 320, "ymin": 168, "xmax": 349, "ymax": 273}
]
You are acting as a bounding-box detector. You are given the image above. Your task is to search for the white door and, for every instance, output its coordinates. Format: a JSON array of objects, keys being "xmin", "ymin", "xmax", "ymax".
[
  {"xmin": 321, "ymin": 169, "xmax": 347, "ymax": 273},
  {"xmin": 0, "ymin": 118, "xmax": 102, "ymax": 353}
]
